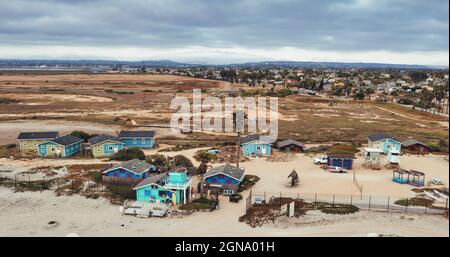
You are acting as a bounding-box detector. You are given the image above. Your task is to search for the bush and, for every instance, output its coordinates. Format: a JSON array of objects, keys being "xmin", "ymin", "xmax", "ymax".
[
  {"xmin": 110, "ymin": 148, "xmax": 146, "ymax": 161},
  {"xmin": 238, "ymin": 175, "xmax": 260, "ymax": 192},
  {"xmin": 193, "ymin": 150, "xmax": 218, "ymax": 163},
  {"xmin": 147, "ymin": 154, "xmax": 169, "ymax": 167},
  {"xmin": 173, "ymin": 155, "xmax": 193, "ymax": 167},
  {"xmin": 70, "ymin": 131, "xmax": 91, "ymax": 141}
]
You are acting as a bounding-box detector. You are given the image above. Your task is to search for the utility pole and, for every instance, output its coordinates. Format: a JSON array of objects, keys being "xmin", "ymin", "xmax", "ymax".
[{"xmin": 236, "ymin": 132, "xmax": 241, "ymax": 168}]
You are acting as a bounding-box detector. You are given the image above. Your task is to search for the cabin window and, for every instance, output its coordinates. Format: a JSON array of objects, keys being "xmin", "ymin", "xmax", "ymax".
[
  {"xmin": 212, "ymin": 178, "xmax": 217, "ymax": 183},
  {"xmin": 108, "ymin": 146, "xmax": 113, "ymax": 151},
  {"xmin": 226, "ymin": 179, "xmax": 231, "ymax": 184},
  {"xmin": 97, "ymin": 148, "xmax": 101, "ymax": 152},
  {"xmin": 158, "ymin": 191, "xmax": 167, "ymax": 197},
  {"xmin": 133, "ymin": 140, "xmax": 137, "ymax": 144},
  {"xmin": 142, "ymin": 140, "xmax": 145, "ymax": 144},
  {"xmin": 256, "ymin": 146, "xmax": 261, "ymax": 151},
  {"xmin": 51, "ymin": 147, "xmax": 55, "ymax": 152},
  {"xmin": 144, "ymin": 190, "xmax": 151, "ymax": 197}
]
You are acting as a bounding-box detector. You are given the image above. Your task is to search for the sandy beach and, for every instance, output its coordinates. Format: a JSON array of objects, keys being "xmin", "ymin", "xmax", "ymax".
[{"xmin": 0, "ymin": 150, "xmax": 448, "ymax": 237}]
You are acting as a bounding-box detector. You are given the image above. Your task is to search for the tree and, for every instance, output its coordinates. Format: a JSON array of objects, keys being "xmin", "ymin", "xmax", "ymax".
[
  {"xmin": 70, "ymin": 131, "xmax": 91, "ymax": 141},
  {"xmin": 197, "ymin": 161, "xmax": 208, "ymax": 175},
  {"xmin": 147, "ymin": 154, "xmax": 169, "ymax": 167},
  {"xmin": 110, "ymin": 148, "xmax": 145, "ymax": 161},
  {"xmin": 318, "ymin": 78, "xmax": 325, "ymax": 91},
  {"xmin": 173, "ymin": 155, "xmax": 194, "ymax": 167}
]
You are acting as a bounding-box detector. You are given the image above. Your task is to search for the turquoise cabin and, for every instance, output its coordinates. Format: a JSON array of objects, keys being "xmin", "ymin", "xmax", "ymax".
[
  {"xmin": 119, "ymin": 130, "xmax": 155, "ymax": 149},
  {"xmin": 133, "ymin": 166, "xmax": 192, "ymax": 205},
  {"xmin": 103, "ymin": 159, "xmax": 156, "ymax": 179},
  {"xmin": 367, "ymin": 134, "xmax": 401, "ymax": 154},
  {"xmin": 38, "ymin": 135, "xmax": 83, "ymax": 157},
  {"xmin": 241, "ymin": 134, "xmax": 272, "ymax": 157},
  {"xmin": 88, "ymin": 134, "xmax": 125, "ymax": 158}
]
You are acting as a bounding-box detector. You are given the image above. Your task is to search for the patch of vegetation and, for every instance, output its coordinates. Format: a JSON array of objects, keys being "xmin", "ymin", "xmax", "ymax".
[
  {"xmin": 0, "ymin": 98, "xmax": 18, "ymax": 105},
  {"xmin": 0, "ymin": 144, "xmax": 16, "ymax": 158},
  {"xmin": 394, "ymin": 197, "xmax": 434, "ymax": 207},
  {"xmin": 173, "ymin": 155, "xmax": 194, "ymax": 167},
  {"xmin": 193, "ymin": 150, "xmax": 218, "ymax": 163},
  {"xmin": 179, "ymin": 197, "xmax": 214, "ymax": 211},
  {"xmin": 146, "ymin": 154, "xmax": 170, "ymax": 167},
  {"xmin": 238, "ymin": 175, "xmax": 260, "ymax": 192},
  {"xmin": 328, "ymin": 144, "xmax": 359, "ymax": 154},
  {"xmin": 314, "ymin": 202, "xmax": 359, "ymax": 215},
  {"xmin": 70, "ymin": 131, "xmax": 92, "ymax": 141},
  {"xmin": 304, "ymin": 145, "xmax": 330, "ymax": 154},
  {"xmin": 0, "ymin": 177, "xmax": 52, "ymax": 192},
  {"xmin": 110, "ymin": 148, "xmax": 146, "ymax": 161},
  {"xmin": 104, "ymin": 89, "xmax": 134, "ymax": 94}
]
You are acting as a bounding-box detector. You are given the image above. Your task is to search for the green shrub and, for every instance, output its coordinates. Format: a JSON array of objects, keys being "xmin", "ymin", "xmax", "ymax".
[{"xmin": 110, "ymin": 148, "xmax": 146, "ymax": 161}]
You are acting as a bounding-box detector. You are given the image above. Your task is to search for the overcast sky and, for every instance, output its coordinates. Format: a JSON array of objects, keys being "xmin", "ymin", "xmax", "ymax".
[{"xmin": 0, "ymin": 0, "xmax": 448, "ymax": 65}]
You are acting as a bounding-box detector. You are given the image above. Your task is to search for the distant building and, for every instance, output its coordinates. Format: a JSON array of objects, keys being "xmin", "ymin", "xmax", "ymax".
[
  {"xmin": 241, "ymin": 134, "xmax": 272, "ymax": 157},
  {"xmin": 276, "ymin": 139, "xmax": 305, "ymax": 153},
  {"xmin": 133, "ymin": 166, "xmax": 192, "ymax": 205},
  {"xmin": 17, "ymin": 132, "xmax": 59, "ymax": 153},
  {"xmin": 203, "ymin": 164, "xmax": 245, "ymax": 195},
  {"xmin": 367, "ymin": 134, "xmax": 402, "ymax": 154},
  {"xmin": 103, "ymin": 158, "xmax": 156, "ymax": 179},
  {"xmin": 402, "ymin": 139, "xmax": 431, "ymax": 155},
  {"xmin": 119, "ymin": 130, "xmax": 155, "ymax": 149},
  {"xmin": 88, "ymin": 134, "xmax": 124, "ymax": 158},
  {"xmin": 38, "ymin": 135, "xmax": 83, "ymax": 157},
  {"xmin": 327, "ymin": 153, "xmax": 356, "ymax": 170}
]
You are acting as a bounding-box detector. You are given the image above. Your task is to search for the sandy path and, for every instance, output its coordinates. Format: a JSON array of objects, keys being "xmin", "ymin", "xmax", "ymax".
[{"xmin": 376, "ymin": 106, "xmax": 449, "ymax": 128}]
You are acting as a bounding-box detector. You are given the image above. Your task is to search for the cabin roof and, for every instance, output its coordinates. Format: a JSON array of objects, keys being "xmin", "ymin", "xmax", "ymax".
[
  {"xmin": 367, "ymin": 133, "xmax": 400, "ymax": 142},
  {"xmin": 118, "ymin": 130, "xmax": 155, "ymax": 138},
  {"xmin": 402, "ymin": 139, "xmax": 430, "ymax": 149},
  {"xmin": 240, "ymin": 134, "xmax": 273, "ymax": 145},
  {"xmin": 277, "ymin": 139, "xmax": 305, "ymax": 148},
  {"xmin": 204, "ymin": 164, "xmax": 245, "ymax": 181},
  {"xmin": 105, "ymin": 159, "xmax": 154, "ymax": 175},
  {"xmin": 50, "ymin": 135, "xmax": 83, "ymax": 146},
  {"xmin": 133, "ymin": 173, "xmax": 169, "ymax": 190},
  {"xmin": 88, "ymin": 134, "xmax": 122, "ymax": 145},
  {"xmin": 17, "ymin": 131, "xmax": 58, "ymax": 140}
]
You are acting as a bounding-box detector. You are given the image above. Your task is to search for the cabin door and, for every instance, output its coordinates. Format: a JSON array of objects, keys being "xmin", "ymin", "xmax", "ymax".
[{"xmin": 261, "ymin": 146, "xmax": 267, "ymax": 155}]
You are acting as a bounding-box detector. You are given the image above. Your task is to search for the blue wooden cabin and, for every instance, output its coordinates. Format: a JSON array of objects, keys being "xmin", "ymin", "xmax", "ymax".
[
  {"xmin": 327, "ymin": 153, "xmax": 356, "ymax": 170},
  {"xmin": 119, "ymin": 130, "xmax": 155, "ymax": 149},
  {"xmin": 103, "ymin": 158, "xmax": 156, "ymax": 179},
  {"xmin": 38, "ymin": 135, "xmax": 83, "ymax": 157},
  {"xmin": 241, "ymin": 134, "xmax": 272, "ymax": 157},
  {"xmin": 203, "ymin": 164, "xmax": 245, "ymax": 195}
]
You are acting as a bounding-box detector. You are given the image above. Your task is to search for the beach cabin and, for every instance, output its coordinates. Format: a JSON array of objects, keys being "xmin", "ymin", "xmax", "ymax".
[
  {"xmin": 387, "ymin": 149, "xmax": 401, "ymax": 164},
  {"xmin": 203, "ymin": 164, "xmax": 245, "ymax": 195},
  {"xmin": 367, "ymin": 134, "xmax": 401, "ymax": 154},
  {"xmin": 17, "ymin": 132, "xmax": 59, "ymax": 153},
  {"xmin": 38, "ymin": 135, "xmax": 83, "ymax": 157},
  {"xmin": 327, "ymin": 153, "xmax": 355, "ymax": 170},
  {"xmin": 118, "ymin": 130, "xmax": 155, "ymax": 149},
  {"xmin": 276, "ymin": 139, "xmax": 305, "ymax": 153},
  {"xmin": 362, "ymin": 148, "xmax": 383, "ymax": 166},
  {"xmin": 103, "ymin": 158, "xmax": 156, "ymax": 180},
  {"xmin": 88, "ymin": 134, "xmax": 124, "ymax": 158},
  {"xmin": 133, "ymin": 166, "xmax": 192, "ymax": 205},
  {"xmin": 241, "ymin": 134, "xmax": 272, "ymax": 157},
  {"xmin": 402, "ymin": 139, "xmax": 431, "ymax": 155}
]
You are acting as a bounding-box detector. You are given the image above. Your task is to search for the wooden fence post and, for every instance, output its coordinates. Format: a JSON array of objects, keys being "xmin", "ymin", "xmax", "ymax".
[
  {"xmin": 368, "ymin": 196, "xmax": 372, "ymax": 211},
  {"xmin": 314, "ymin": 193, "xmax": 317, "ymax": 205},
  {"xmin": 332, "ymin": 194, "xmax": 335, "ymax": 207},
  {"xmin": 405, "ymin": 198, "xmax": 409, "ymax": 213},
  {"xmin": 387, "ymin": 196, "xmax": 390, "ymax": 213},
  {"xmin": 350, "ymin": 195, "xmax": 353, "ymax": 205}
]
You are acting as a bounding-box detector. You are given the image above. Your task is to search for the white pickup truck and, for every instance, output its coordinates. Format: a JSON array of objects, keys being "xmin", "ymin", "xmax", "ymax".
[{"xmin": 314, "ymin": 156, "xmax": 328, "ymax": 165}]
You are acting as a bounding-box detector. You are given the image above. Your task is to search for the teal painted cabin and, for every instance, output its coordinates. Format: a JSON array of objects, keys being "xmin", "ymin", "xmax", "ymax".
[
  {"xmin": 88, "ymin": 134, "xmax": 125, "ymax": 158},
  {"xmin": 367, "ymin": 134, "xmax": 402, "ymax": 154},
  {"xmin": 133, "ymin": 167, "xmax": 192, "ymax": 205},
  {"xmin": 38, "ymin": 135, "xmax": 83, "ymax": 157},
  {"xmin": 119, "ymin": 130, "xmax": 155, "ymax": 149},
  {"xmin": 241, "ymin": 134, "xmax": 272, "ymax": 157}
]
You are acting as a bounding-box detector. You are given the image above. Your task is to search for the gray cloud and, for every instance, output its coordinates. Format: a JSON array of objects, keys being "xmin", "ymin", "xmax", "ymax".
[{"xmin": 0, "ymin": 0, "xmax": 448, "ymax": 53}]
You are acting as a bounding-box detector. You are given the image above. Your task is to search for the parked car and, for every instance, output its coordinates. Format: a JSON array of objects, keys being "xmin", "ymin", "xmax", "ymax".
[
  {"xmin": 314, "ymin": 156, "xmax": 328, "ymax": 165},
  {"xmin": 229, "ymin": 194, "xmax": 243, "ymax": 203}
]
